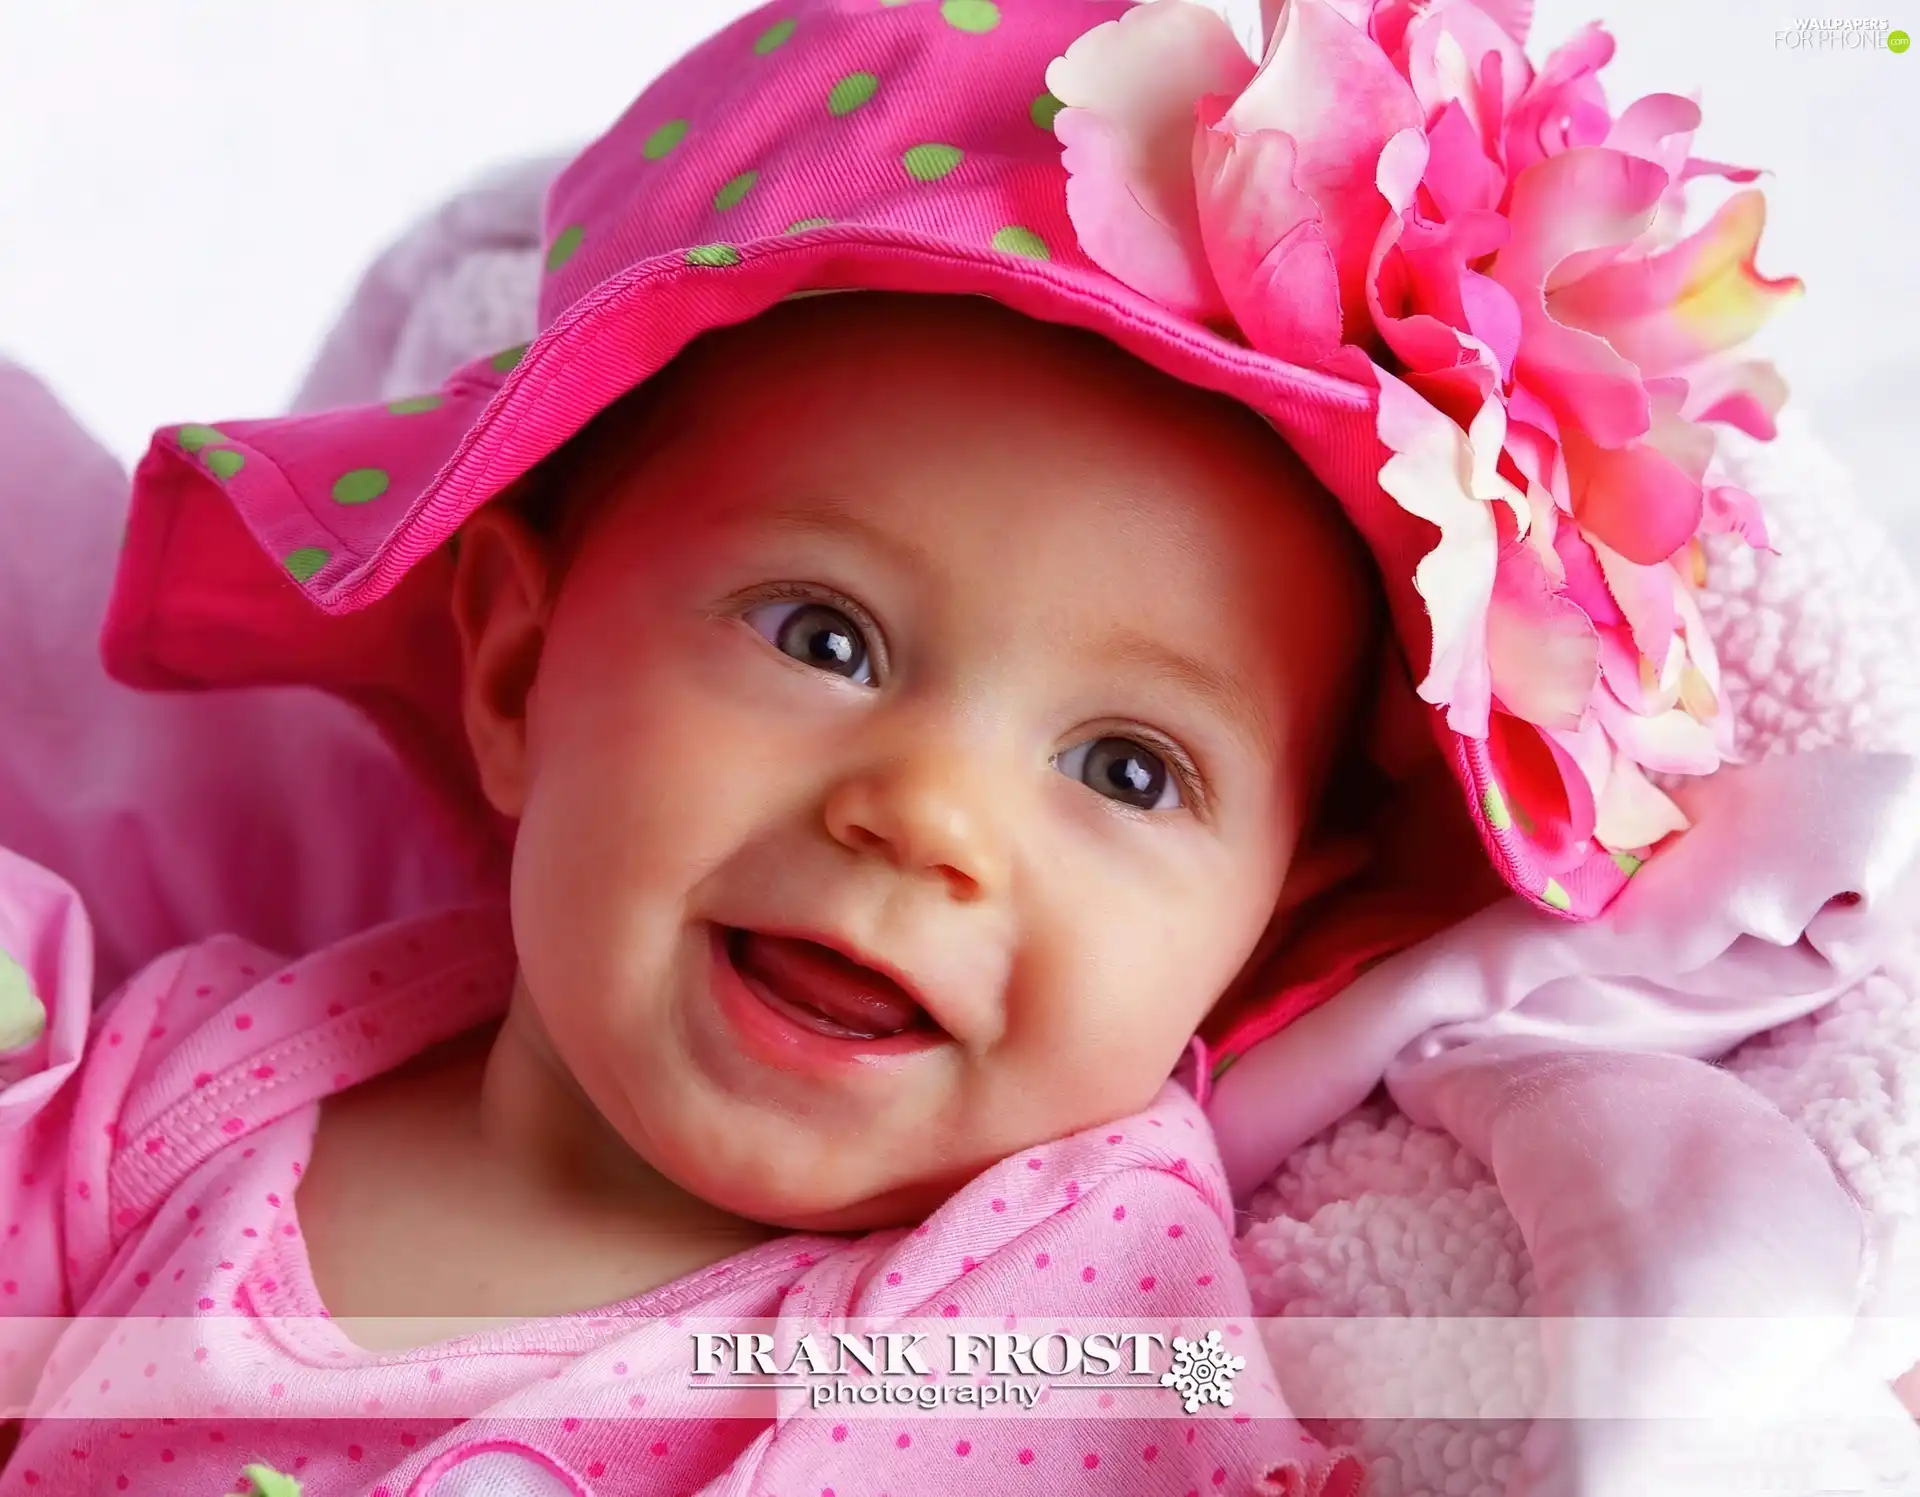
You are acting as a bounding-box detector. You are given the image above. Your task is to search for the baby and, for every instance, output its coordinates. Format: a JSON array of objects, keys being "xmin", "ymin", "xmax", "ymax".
[
  {"xmin": 0, "ymin": 297, "xmax": 1387, "ymax": 1494},
  {"xmin": 2, "ymin": 0, "xmax": 1833, "ymax": 1490}
]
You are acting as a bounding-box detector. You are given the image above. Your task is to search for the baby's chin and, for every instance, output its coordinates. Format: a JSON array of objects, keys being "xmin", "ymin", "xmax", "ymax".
[{"xmin": 638, "ymin": 1103, "xmax": 991, "ymax": 1234}]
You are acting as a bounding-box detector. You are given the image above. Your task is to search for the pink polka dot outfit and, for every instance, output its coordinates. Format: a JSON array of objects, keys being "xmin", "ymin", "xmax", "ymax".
[{"xmin": 1, "ymin": 855, "xmax": 1359, "ymax": 1495}]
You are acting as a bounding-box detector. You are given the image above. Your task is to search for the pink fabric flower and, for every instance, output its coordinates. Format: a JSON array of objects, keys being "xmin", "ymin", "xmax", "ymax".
[{"xmin": 1047, "ymin": 0, "xmax": 1800, "ymax": 856}]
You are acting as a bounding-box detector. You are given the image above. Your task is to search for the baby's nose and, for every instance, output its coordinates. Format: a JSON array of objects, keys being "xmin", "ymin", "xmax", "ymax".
[{"xmin": 821, "ymin": 742, "xmax": 1012, "ymax": 901}]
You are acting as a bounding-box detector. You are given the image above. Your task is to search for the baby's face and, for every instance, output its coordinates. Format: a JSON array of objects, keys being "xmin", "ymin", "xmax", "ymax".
[{"xmin": 458, "ymin": 295, "xmax": 1371, "ymax": 1230}]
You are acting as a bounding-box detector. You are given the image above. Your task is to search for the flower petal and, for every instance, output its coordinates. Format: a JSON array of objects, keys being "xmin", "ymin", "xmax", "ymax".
[
  {"xmin": 1594, "ymin": 682, "xmax": 1722, "ymax": 775},
  {"xmin": 1459, "ymin": 268, "xmax": 1521, "ymax": 382},
  {"xmin": 1562, "ymin": 426, "xmax": 1704, "ymax": 564},
  {"xmin": 1486, "ymin": 543, "xmax": 1599, "ymax": 730},
  {"xmin": 1604, "ymin": 92, "xmax": 1701, "ymax": 181},
  {"xmin": 1682, "ymin": 357, "xmax": 1789, "ymax": 440},
  {"xmin": 1474, "ymin": 0, "xmax": 1533, "ymax": 44},
  {"xmin": 1404, "ymin": 0, "xmax": 1530, "ymax": 144},
  {"xmin": 1701, "ymin": 483, "xmax": 1774, "ymax": 553},
  {"xmin": 1375, "ymin": 370, "xmax": 1505, "ymax": 737},
  {"xmin": 1047, "ymin": 1, "xmax": 1256, "ymax": 321},
  {"xmin": 1546, "ymin": 189, "xmax": 1805, "ymax": 377},
  {"xmin": 1423, "ymin": 101, "xmax": 1505, "ymax": 219},
  {"xmin": 1192, "ymin": 112, "xmax": 1344, "ymax": 365},
  {"xmin": 1503, "ymin": 21, "xmax": 1615, "ymax": 180},
  {"xmin": 1053, "ymin": 109, "xmax": 1225, "ymax": 321},
  {"xmin": 1493, "ymin": 148, "xmax": 1668, "ymax": 446},
  {"xmin": 1489, "ymin": 712, "xmax": 1596, "ymax": 865},
  {"xmin": 1593, "ymin": 745, "xmax": 1691, "ymax": 850},
  {"xmin": 1590, "ymin": 536, "xmax": 1679, "ymax": 665},
  {"xmin": 1228, "ymin": 0, "xmax": 1423, "ymax": 339}
]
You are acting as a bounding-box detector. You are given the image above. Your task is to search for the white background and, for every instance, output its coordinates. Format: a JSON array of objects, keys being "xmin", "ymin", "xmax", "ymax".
[{"xmin": 1, "ymin": 1, "xmax": 1914, "ymax": 529}]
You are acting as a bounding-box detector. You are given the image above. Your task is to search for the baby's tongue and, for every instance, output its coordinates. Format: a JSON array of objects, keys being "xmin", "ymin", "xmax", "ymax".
[{"xmin": 733, "ymin": 931, "xmax": 924, "ymax": 1040}]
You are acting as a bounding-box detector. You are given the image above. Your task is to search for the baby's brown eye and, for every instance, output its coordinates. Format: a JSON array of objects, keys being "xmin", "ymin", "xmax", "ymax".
[
  {"xmin": 744, "ymin": 600, "xmax": 874, "ymax": 685},
  {"xmin": 1054, "ymin": 736, "xmax": 1181, "ymax": 812}
]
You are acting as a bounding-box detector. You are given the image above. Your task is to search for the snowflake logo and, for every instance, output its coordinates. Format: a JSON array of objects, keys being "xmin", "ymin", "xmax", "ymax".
[{"xmin": 1159, "ymin": 1328, "xmax": 1246, "ymax": 1413}]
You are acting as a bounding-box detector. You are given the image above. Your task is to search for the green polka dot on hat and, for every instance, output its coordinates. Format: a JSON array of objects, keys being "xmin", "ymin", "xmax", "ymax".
[
  {"xmin": 643, "ymin": 119, "xmax": 690, "ymax": 160},
  {"xmin": 713, "ymin": 171, "xmax": 759, "ymax": 212},
  {"xmin": 754, "ymin": 17, "xmax": 797, "ymax": 53},
  {"xmin": 284, "ymin": 547, "xmax": 330, "ymax": 583},
  {"xmin": 331, "ymin": 468, "xmax": 389, "ymax": 506},
  {"xmin": 545, "ymin": 224, "xmax": 585, "ymax": 273},
  {"xmin": 941, "ymin": 0, "xmax": 999, "ymax": 32},
  {"xmin": 903, "ymin": 143, "xmax": 963, "ymax": 181},
  {"xmin": 177, "ymin": 423, "xmax": 228, "ymax": 453},
  {"xmin": 992, "ymin": 226, "xmax": 1049, "ymax": 259},
  {"xmin": 827, "ymin": 72, "xmax": 879, "ymax": 116}
]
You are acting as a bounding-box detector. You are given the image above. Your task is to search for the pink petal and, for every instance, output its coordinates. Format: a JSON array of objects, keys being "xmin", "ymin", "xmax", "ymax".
[
  {"xmin": 1594, "ymin": 684, "xmax": 1722, "ymax": 775},
  {"xmin": 1053, "ymin": 109, "xmax": 1225, "ymax": 322},
  {"xmin": 1701, "ymin": 483, "xmax": 1774, "ymax": 553},
  {"xmin": 1603, "ymin": 92, "xmax": 1702, "ymax": 182},
  {"xmin": 1546, "ymin": 190, "xmax": 1805, "ymax": 378},
  {"xmin": 1681, "ymin": 156, "xmax": 1763, "ymax": 186},
  {"xmin": 1486, "ymin": 543, "xmax": 1599, "ymax": 730},
  {"xmin": 1503, "ymin": 22, "xmax": 1615, "ymax": 180},
  {"xmin": 1563, "ymin": 427, "xmax": 1704, "ymax": 565},
  {"xmin": 1672, "ymin": 580, "xmax": 1735, "ymax": 752},
  {"xmin": 1590, "ymin": 538, "xmax": 1679, "ymax": 666},
  {"xmin": 1404, "ymin": 0, "xmax": 1530, "ymax": 143},
  {"xmin": 1510, "ymin": 316, "xmax": 1651, "ymax": 451},
  {"xmin": 1228, "ymin": 0, "xmax": 1424, "ymax": 340},
  {"xmin": 1422, "ymin": 101, "xmax": 1505, "ymax": 219},
  {"xmin": 1474, "ymin": 0, "xmax": 1533, "ymax": 44},
  {"xmin": 1504, "ymin": 383, "xmax": 1570, "ymax": 508},
  {"xmin": 1683, "ymin": 358, "xmax": 1789, "ymax": 440},
  {"xmin": 1489, "ymin": 713, "xmax": 1596, "ymax": 864},
  {"xmin": 1548, "ymin": 714, "xmax": 1613, "ymax": 814},
  {"xmin": 1593, "ymin": 744, "xmax": 1691, "ymax": 850},
  {"xmin": 1374, "ymin": 371, "xmax": 1506, "ymax": 737},
  {"xmin": 1493, "ymin": 147, "xmax": 1669, "ymax": 446},
  {"xmin": 1367, "ymin": 134, "xmax": 1512, "ymax": 396},
  {"xmin": 1376, "ymin": 124, "xmax": 1429, "ymax": 214},
  {"xmin": 1497, "ymin": 147, "xmax": 1669, "ymax": 294},
  {"xmin": 1046, "ymin": 1, "xmax": 1257, "ymax": 321},
  {"xmin": 1192, "ymin": 111, "xmax": 1344, "ymax": 365},
  {"xmin": 1595, "ymin": 621, "xmax": 1666, "ymax": 714},
  {"xmin": 1459, "ymin": 269, "xmax": 1521, "ymax": 382},
  {"xmin": 1554, "ymin": 526, "xmax": 1622, "ymax": 627},
  {"xmin": 1638, "ymin": 377, "xmax": 1715, "ymax": 484}
]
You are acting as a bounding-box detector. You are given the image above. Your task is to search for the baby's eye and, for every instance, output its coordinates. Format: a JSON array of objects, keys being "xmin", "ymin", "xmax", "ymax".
[
  {"xmin": 742, "ymin": 598, "xmax": 875, "ymax": 685},
  {"xmin": 1053, "ymin": 736, "xmax": 1183, "ymax": 812}
]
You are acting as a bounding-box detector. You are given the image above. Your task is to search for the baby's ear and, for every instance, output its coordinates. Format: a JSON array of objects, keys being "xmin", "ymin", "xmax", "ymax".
[{"xmin": 450, "ymin": 501, "xmax": 555, "ymax": 819}]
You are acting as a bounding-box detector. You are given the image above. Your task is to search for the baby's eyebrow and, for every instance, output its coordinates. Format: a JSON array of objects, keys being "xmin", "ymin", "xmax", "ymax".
[
  {"xmin": 748, "ymin": 501, "xmax": 938, "ymax": 579},
  {"xmin": 1098, "ymin": 629, "xmax": 1278, "ymax": 757}
]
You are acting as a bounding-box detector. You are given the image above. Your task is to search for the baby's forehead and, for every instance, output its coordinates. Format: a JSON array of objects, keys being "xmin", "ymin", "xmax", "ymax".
[{"xmin": 639, "ymin": 294, "xmax": 1350, "ymax": 546}]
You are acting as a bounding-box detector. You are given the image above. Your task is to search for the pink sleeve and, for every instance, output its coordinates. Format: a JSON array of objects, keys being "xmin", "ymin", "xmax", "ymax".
[
  {"xmin": 0, "ymin": 847, "xmax": 100, "ymax": 1413},
  {"xmin": 710, "ymin": 1087, "xmax": 1365, "ymax": 1496},
  {"xmin": 0, "ymin": 852, "xmax": 277, "ymax": 1419}
]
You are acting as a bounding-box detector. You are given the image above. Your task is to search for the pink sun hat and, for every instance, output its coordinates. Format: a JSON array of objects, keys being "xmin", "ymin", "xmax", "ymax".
[{"xmin": 103, "ymin": 0, "xmax": 1795, "ymax": 1069}]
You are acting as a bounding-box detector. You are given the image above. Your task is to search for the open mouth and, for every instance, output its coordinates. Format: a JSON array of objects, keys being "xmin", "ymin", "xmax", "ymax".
[{"xmin": 722, "ymin": 926, "xmax": 937, "ymax": 1043}]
